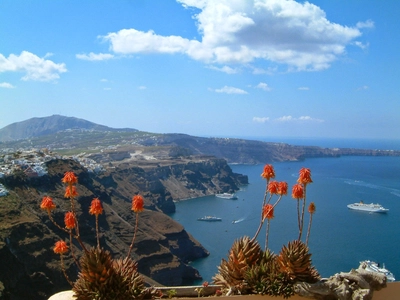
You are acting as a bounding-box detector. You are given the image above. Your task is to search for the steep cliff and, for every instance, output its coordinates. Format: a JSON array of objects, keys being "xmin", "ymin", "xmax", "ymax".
[
  {"xmin": 144, "ymin": 134, "xmax": 400, "ymax": 163},
  {"xmin": 0, "ymin": 157, "xmax": 247, "ymax": 300}
]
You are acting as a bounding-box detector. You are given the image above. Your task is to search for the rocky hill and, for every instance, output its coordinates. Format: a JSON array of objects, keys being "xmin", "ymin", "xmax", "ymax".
[
  {"xmin": 0, "ymin": 115, "xmax": 137, "ymax": 142},
  {"xmin": 0, "ymin": 155, "xmax": 247, "ymax": 300}
]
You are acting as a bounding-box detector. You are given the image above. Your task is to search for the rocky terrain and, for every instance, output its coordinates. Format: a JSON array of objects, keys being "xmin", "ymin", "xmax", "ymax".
[{"xmin": 0, "ymin": 154, "xmax": 247, "ymax": 300}]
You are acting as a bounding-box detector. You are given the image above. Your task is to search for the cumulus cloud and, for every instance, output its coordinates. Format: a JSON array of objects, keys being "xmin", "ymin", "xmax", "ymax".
[
  {"xmin": 0, "ymin": 51, "xmax": 67, "ymax": 81},
  {"xmin": 101, "ymin": 0, "xmax": 368, "ymax": 71},
  {"xmin": 76, "ymin": 52, "xmax": 114, "ymax": 61},
  {"xmin": 253, "ymin": 116, "xmax": 269, "ymax": 123},
  {"xmin": 256, "ymin": 82, "xmax": 271, "ymax": 91},
  {"xmin": 0, "ymin": 82, "xmax": 15, "ymax": 88},
  {"xmin": 276, "ymin": 115, "xmax": 324, "ymax": 122},
  {"xmin": 214, "ymin": 85, "xmax": 247, "ymax": 94}
]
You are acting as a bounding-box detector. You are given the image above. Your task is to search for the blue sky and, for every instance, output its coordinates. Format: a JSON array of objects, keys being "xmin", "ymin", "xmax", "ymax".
[{"xmin": 1, "ymin": 0, "xmax": 399, "ymax": 140}]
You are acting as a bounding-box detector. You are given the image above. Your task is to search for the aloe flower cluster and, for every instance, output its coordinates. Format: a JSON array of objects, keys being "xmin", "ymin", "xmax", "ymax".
[
  {"xmin": 253, "ymin": 165, "xmax": 316, "ymax": 249},
  {"xmin": 40, "ymin": 171, "xmax": 146, "ymax": 298}
]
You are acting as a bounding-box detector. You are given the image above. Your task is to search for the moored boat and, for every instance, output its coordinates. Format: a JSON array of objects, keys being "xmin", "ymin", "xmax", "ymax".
[
  {"xmin": 197, "ymin": 216, "xmax": 222, "ymax": 222},
  {"xmin": 347, "ymin": 201, "xmax": 388, "ymax": 213},
  {"xmin": 215, "ymin": 193, "xmax": 238, "ymax": 200},
  {"xmin": 359, "ymin": 260, "xmax": 395, "ymax": 282}
]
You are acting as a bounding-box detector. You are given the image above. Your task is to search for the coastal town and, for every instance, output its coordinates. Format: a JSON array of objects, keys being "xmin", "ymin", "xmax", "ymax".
[{"xmin": 0, "ymin": 149, "xmax": 104, "ymax": 196}]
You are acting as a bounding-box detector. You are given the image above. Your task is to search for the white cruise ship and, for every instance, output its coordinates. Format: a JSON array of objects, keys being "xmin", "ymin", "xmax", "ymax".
[
  {"xmin": 197, "ymin": 216, "xmax": 222, "ymax": 222},
  {"xmin": 347, "ymin": 202, "xmax": 388, "ymax": 213},
  {"xmin": 215, "ymin": 193, "xmax": 238, "ymax": 200}
]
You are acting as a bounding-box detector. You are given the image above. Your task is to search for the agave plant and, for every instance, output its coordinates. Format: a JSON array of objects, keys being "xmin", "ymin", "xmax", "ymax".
[
  {"xmin": 73, "ymin": 247, "xmax": 117, "ymax": 300},
  {"xmin": 213, "ymin": 236, "xmax": 263, "ymax": 295},
  {"xmin": 245, "ymin": 249, "xmax": 295, "ymax": 299},
  {"xmin": 73, "ymin": 247, "xmax": 148, "ymax": 300},
  {"xmin": 277, "ymin": 240, "xmax": 320, "ymax": 284},
  {"xmin": 113, "ymin": 257, "xmax": 147, "ymax": 299}
]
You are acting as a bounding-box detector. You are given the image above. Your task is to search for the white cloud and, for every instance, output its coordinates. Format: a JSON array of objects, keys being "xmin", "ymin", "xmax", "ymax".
[
  {"xmin": 103, "ymin": 87, "xmax": 111, "ymax": 90},
  {"xmin": 298, "ymin": 86, "xmax": 309, "ymax": 90},
  {"xmin": 76, "ymin": 52, "xmax": 114, "ymax": 61},
  {"xmin": 214, "ymin": 85, "xmax": 247, "ymax": 94},
  {"xmin": 276, "ymin": 115, "xmax": 323, "ymax": 122},
  {"xmin": 357, "ymin": 85, "xmax": 369, "ymax": 90},
  {"xmin": 356, "ymin": 20, "xmax": 374, "ymax": 29},
  {"xmin": 0, "ymin": 51, "xmax": 67, "ymax": 81},
  {"xmin": 0, "ymin": 82, "xmax": 15, "ymax": 88},
  {"xmin": 101, "ymin": 0, "xmax": 368, "ymax": 71},
  {"xmin": 250, "ymin": 65, "xmax": 277, "ymax": 75},
  {"xmin": 253, "ymin": 116, "xmax": 269, "ymax": 123},
  {"xmin": 256, "ymin": 82, "xmax": 271, "ymax": 91},
  {"xmin": 138, "ymin": 86, "xmax": 147, "ymax": 90},
  {"xmin": 277, "ymin": 115, "xmax": 294, "ymax": 122},
  {"xmin": 354, "ymin": 41, "xmax": 369, "ymax": 50},
  {"xmin": 208, "ymin": 65, "xmax": 239, "ymax": 74}
]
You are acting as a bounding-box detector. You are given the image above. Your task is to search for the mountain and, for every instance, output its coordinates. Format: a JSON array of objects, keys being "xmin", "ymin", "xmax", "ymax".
[{"xmin": 0, "ymin": 115, "xmax": 137, "ymax": 142}]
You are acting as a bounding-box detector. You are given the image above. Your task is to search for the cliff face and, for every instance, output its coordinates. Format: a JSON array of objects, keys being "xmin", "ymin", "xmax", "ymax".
[
  {"xmin": 142, "ymin": 134, "xmax": 400, "ymax": 163},
  {"xmin": 0, "ymin": 157, "xmax": 247, "ymax": 300}
]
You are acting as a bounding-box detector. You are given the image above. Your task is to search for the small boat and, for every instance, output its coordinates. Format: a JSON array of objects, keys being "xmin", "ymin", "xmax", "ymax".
[
  {"xmin": 359, "ymin": 260, "xmax": 395, "ymax": 282},
  {"xmin": 215, "ymin": 193, "xmax": 238, "ymax": 200},
  {"xmin": 347, "ymin": 201, "xmax": 388, "ymax": 213},
  {"xmin": 197, "ymin": 216, "xmax": 222, "ymax": 222}
]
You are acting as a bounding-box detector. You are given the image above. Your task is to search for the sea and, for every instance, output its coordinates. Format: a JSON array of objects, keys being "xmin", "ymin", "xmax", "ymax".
[{"xmin": 168, "ymin": 138, "xmax": 400, "ymax": 284}]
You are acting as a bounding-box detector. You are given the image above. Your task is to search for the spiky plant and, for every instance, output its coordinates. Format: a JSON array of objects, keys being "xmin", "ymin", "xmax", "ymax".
[
  {"xmin": 113, "ymin": 257, "xmax": 147, "ymax": 299},
  {"xmin": 73, "ymin": 247, "xmax": 117, "ymax": 300},
  {"xmin": 73, "ymin": 247, "xmax": 148, "ymax": 300},
  {"xmin": 245, "ymin": 249, "xmax": 295, "ymax": 298},
  {"xmin": 213, "ymin": 236, "xmax": 263, "ymax": 295},
  {"xmin": 277, "ymin": 240, "xmax": 320, "ymax": 284}
]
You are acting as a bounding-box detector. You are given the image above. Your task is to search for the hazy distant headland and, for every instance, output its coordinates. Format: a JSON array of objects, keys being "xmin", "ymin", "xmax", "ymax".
[{"xmin": 1, "ymin": 115, "xmax": 399, "ymax": 164}]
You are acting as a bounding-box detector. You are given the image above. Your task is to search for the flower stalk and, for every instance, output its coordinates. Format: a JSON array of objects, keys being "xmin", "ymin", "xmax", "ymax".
[{"xmin": 127, "ymin": 195, "xmax": 144, "ymax": 258}]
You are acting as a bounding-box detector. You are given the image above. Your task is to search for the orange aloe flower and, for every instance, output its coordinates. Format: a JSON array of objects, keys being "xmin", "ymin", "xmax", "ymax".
[
  {"xmin": 64, "ymin": 211, "xmax": 76, "ymax": 229},
  {"xmin": 261, "ymin": 164, "xmax": 275, "ymax": 180},
  {"xmin": 277, "ymin": 181, "xmax": 288, "ymax": 195},
  {"xmin": 308, "ymin": 202, "xmax": 316, "ymax": 214},
  {"xmin": 132, "ymin": 195, "xmax": 144, "ymax": 213},
  {"xmin": 40, "ymin": 196, "xmax": 56, "ymax": 211},
  {"xmin": 262, "ymin": 204, "xmax": 274, "ymax": 220},
  {"xmin": 62, "ymin": 171, "xmax": 78, "ymax": 185},
  {"xmin": 267, "ymin": 181, "xmax": 279, "ymax": 194},
  {"xmin": 89, "ymin": 198, "xmax": 103, "ymax": 216},
  {"xmin": 64, "ymin": 186, "xmax": 78, "ymax": 199},
  {"xmin": 298, "ymin": 168, "xmax": 313, "ymax": 185},
  {"xmin": 64, "ymin": 212, "xmax": 76, "ymax": 229},
  {"xmin": 291, "ymin": 183, "xmax": 304, "ymax": 199},
  {"xmin": 54, "ymin": 240, "xmax": 68, "ymax": 254}
]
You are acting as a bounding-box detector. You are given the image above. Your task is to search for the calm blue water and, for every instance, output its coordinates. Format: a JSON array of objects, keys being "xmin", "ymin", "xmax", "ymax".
[{"xmin": 169, "ymin": 139, "xmax": 400, "ymax": 284}]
